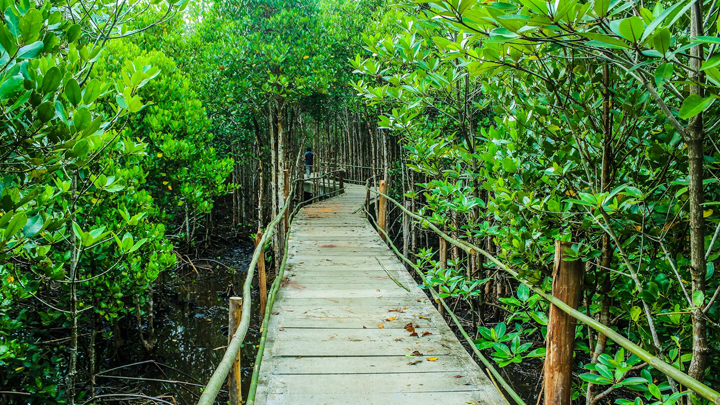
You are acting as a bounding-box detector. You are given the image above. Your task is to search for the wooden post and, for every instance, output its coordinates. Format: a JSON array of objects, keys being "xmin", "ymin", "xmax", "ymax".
[
  {"xmin": 439, "ymin": 236, "xmax": 447, "ymax": 270},
  {"xmin": 365, "ymin": 186, "xmax": 370, "ymax": 217},
  {"xmin": 228, "ymin": 297, "xmax": 242, "ymax": 405},
  {"xmin": 283, "ymin": 169, "xmax": 290, "ymax": 232},
  {"xmin": 255, "ymin": 233, "xmax": 267, "ymax": 319},
  {"xmin": 339, "ymin": 170, "xmax": 345, "ymax": 193},
  {"xmin": 402, "ymin": 201, "xmax": 410, "ymax": 260},
  {"xmin": 378, "ymin": 180, "xmax": 387, "ymax": 241},
  {"xmin": 544, "ymin": 240, "xmax": 583, "ymax": 405},
  {"xmin": 438, "ymin": 236, "xmax": 447, "ymax": 317}
]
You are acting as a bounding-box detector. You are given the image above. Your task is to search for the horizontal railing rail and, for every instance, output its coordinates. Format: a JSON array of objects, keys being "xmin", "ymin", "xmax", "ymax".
[{"xmin": 367, "ymin": 186, "xmax": 720, "ymax": 405}]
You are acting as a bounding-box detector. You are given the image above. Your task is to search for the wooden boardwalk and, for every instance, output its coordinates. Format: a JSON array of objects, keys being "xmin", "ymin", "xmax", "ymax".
[{"xmin": 254, "ymin": 184, "xmax": 505, "ymax": 405}]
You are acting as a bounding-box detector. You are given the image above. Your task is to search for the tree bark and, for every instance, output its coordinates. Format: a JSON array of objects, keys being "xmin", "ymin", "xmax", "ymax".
[{"xmin": 687, "ymin": 1, "xmax": 709, "ymax": 382}]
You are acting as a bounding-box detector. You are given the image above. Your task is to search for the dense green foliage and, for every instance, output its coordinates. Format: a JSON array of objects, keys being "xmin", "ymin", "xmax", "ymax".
[
  {"xmin": 354, "ymin": 0, "xmax": 720, "ymax": 403},
  {"xmin": 0, "ymin": 0, "xmax": 233, "ymax": 402}
]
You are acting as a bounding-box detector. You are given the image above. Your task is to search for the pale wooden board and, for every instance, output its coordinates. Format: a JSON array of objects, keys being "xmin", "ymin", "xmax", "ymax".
[
  {"xmin": 286, "ymin": 273, "xmax": 396, "ymax": 282},
  {"xmin": 269, "ymin": 355, "xmax": 470, "ymax": 374},
  {"xmin": 276, "ymin": 297, "xmax": 432, "ymax": 307},
  {"xmin": 285, "ymin": 270, "xmax": 400, "ymax": 277},
  {"xmin": 277, "ymin": 287, "xmax": 415, "ymax": 299},
  {"xmin": 260, "ymin": 392, "xmax": 494, "ymax": 405},
  {"xmin": 262, "ymin": 372, "xmax": 480, "ymax": 393},
  {"xmin": 270, "ymin": 335, "xmax": 453, "ymax": 357},
  {"xmin": 255, "ymin": 184, "xmax": 505, "ymax": 405},
  {"xmin": 287, "ymin": 258, "xmax": 406, "ymax": 268},
  {"xmin": 270, "ymin": 312, "xmax": 433, "ymax": 329},
  {"xmin": 286, "ymin": 277, "xmax": 403, "ymax": 288}
]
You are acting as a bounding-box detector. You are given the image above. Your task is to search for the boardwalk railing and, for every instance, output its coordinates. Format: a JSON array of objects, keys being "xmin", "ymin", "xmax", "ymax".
[
  {"xmin": 367, "ymin": 184, "xmax": 720, "ymax": 405},
  {"xmin": 197, "ymin": 170, "xmax": 344, "ymax": 405}
]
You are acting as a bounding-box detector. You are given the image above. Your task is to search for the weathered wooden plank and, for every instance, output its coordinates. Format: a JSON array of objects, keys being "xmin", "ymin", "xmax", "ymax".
[
  {"xmin": 286, "ymin": 274, "xmax": 393, "ymax": 282},
  {"xmin": 276, "ymin": 297, "xmax": 432, "ymax": 307},
  {"xmin": 287, "ymin": 258, "xmax": 406, "ymax": 268},
  {"xmin": 269, "ymin": 306, "xmax": 434, "ymax": 329},
  {"xmin": 277, "ymin": 287, "xmax": 415, "ymax": 299},
  {"xmin": 263, "ymin": 372, "xmax": 480, "ymax": 394},
  {"xmin": 286, "ymin": 276, "xmax": 402, "ymax": 287},
  {"xmin": 261, "ymin": 392, "xmax": 494, "ymax": 405},
  {"xmin": 270, "ymin": 355, "xmax": 469, "ymax": 374},
  {"xmin": 270, "ymin": 328, "xmax": 453, "ymax": 357}
]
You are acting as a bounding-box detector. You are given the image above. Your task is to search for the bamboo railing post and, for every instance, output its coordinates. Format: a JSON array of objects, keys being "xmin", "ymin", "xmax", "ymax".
[
  {"xmin": 365, "ymin": 186, "xmax": 370, "ymax": 217},
  {"xmin": 544, "ymin": 240, "xmax": 583, "ymax": 405},
  {"xmin": 339, "ymin": 170, "xmax": 345, "ymax": 193},
  {"xmin": 228, "ymin": 297, "xmax": 242, "ymax": 405},
  {"xmin": 378, "ymin": 180, "xmax": 388, "ymax": 242},
  {"xmin": 402, "ymin": 201, "xmax": 410, "ymax": 260},
  {"xmin": 255, "ymin": 233, "xmax": 267, "ymax": 319},
  {"xmin": 438, "ymin": 235, "xmax": 448, "ymax": 317},
  {"xmin": 283, "ymin": 169, "xmax": 290, "ymax": 232}
]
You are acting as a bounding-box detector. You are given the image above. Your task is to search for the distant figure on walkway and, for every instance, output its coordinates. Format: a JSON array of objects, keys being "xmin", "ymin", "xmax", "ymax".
[{"xmin": 304, "ymin": 147, "xmax": 314, "ymax": 177}]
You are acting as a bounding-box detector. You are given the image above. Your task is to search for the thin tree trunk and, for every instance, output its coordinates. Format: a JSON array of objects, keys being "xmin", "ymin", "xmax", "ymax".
[{"xmin": 687, "ymin": 1, "xmax": 708, "ymax": 382}]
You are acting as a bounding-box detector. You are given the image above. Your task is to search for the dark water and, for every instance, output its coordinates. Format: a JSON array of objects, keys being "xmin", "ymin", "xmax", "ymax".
[{"xmin": 109, "ymin": 242, "xmax": 262, "ymax": 404}]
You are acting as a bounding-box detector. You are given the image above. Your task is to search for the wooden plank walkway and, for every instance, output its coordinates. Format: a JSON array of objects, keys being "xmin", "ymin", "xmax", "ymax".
[{"xmin": 254, "ymin": 184, "xmax": 505, "ymax": 405}]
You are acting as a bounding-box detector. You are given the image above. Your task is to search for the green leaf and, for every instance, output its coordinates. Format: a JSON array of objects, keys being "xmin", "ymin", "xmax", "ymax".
[
  {"xmin": 518, "ymin": 0, "xmax": 547, "ymax": 15},
  {"xmin": 594, "ymin": 0, "xmax": 610, "ymax": 17},
  {"xmin": 618, "ymin": 17, "xmax": 645, "ymax": 42},
  {"xmin": 701, "ymin": 55, "xmax": 720, "ymax": 71},
  {"xmin": 5, "ymin": 212, "xmax": 27, "ymax": 239},
  {"xmin": 37, "ymin": 101, "xmax": 54, "ymax": 122},
  {"xmin": 679, "ymin": 94, "xmax": 715, "ymax": 119},
  {"xmin": 517, "ymin": 283, "xmax": 530, "ymax": 301},
  {"xmin": 502, "ymin": 158, "xmax": 517, "ymax": 173},
  {"xmin": 526, "ymin": 347, "xmax": 546, "ymax": 357},
  {"xmin": 72, "ymin": 222, "xmax": 84, "ymax": 245},
  {"xmin": 648, "ymin": 383, "xmax": 662, "ymax": 399},
  {"xmin": 651, "ymin": 28, "xmax": 671, "ymax": 54},
  {"xmin": 0, "ymin": 75, "xmax": 23, "ymax": 100},
  {"xmin": 17, "ymin": 41, "xmax": 43, "ymax": 59},
  {"xmin": 693, "ymin": 290, "xmax": 704, "ymax": 307},
  {"xmin": 22, "ymin": 214, "xmax": 43, "ymax": 237},
  {"xmin": 116, "ymin": 94, "xmax": 128, "ymax": 110},
  {"xmin": 529, "ymin": 311, "xmax": 548, "ymax": 325},
  {"xmin": 692, "ymin": 36, "xmax": 720, "ymax": 45},
  {"xmin": 66, "ymin": 24, "xmax": 81, "ymax": 43},
  {"xmin": 19, "ymin": 8, "xmax": 43, "ymax": 43},
  {"xmin": 65, "ymin": 78, "xmax": 81, "ymax": 106},
  {"xmin": 41, "ymin": 66, "xmax": 61, "ymax": 94},
  {"xmin": 580, "ymin": 32, "xmax": 630, "ymax": 49},
  {"xmin": 621, "ymin": 377, "xmax": 649, "ymax": 386},
  {"xmin": 640, "ymin": 1, "xmax": 685, "ymax": 42},
  {"xmin": 579, "ymin": 373, "xmax": 612, "ymax": 385},
  {"xmin": 655, "ymin": 63, "xmax": 674, "ymax": 86},
  {"xmin": 0, "ymin": 24, "xmax": 18, "ymax": 55},
  {"xmin": 83, "ymin": 79, "xmax": 102, "ymax": 104}
]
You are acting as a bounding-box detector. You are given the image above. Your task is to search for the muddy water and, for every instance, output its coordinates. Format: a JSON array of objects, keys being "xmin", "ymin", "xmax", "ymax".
[{"xmin": 118, "ymin": 242, "xmax": 262, "ymax": 404}]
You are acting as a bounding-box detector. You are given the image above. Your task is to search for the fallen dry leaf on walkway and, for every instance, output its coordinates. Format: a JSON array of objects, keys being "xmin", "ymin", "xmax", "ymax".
[{"xmin": 427, "ymin": 357, "xmax": 438, "ymax": 361}]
